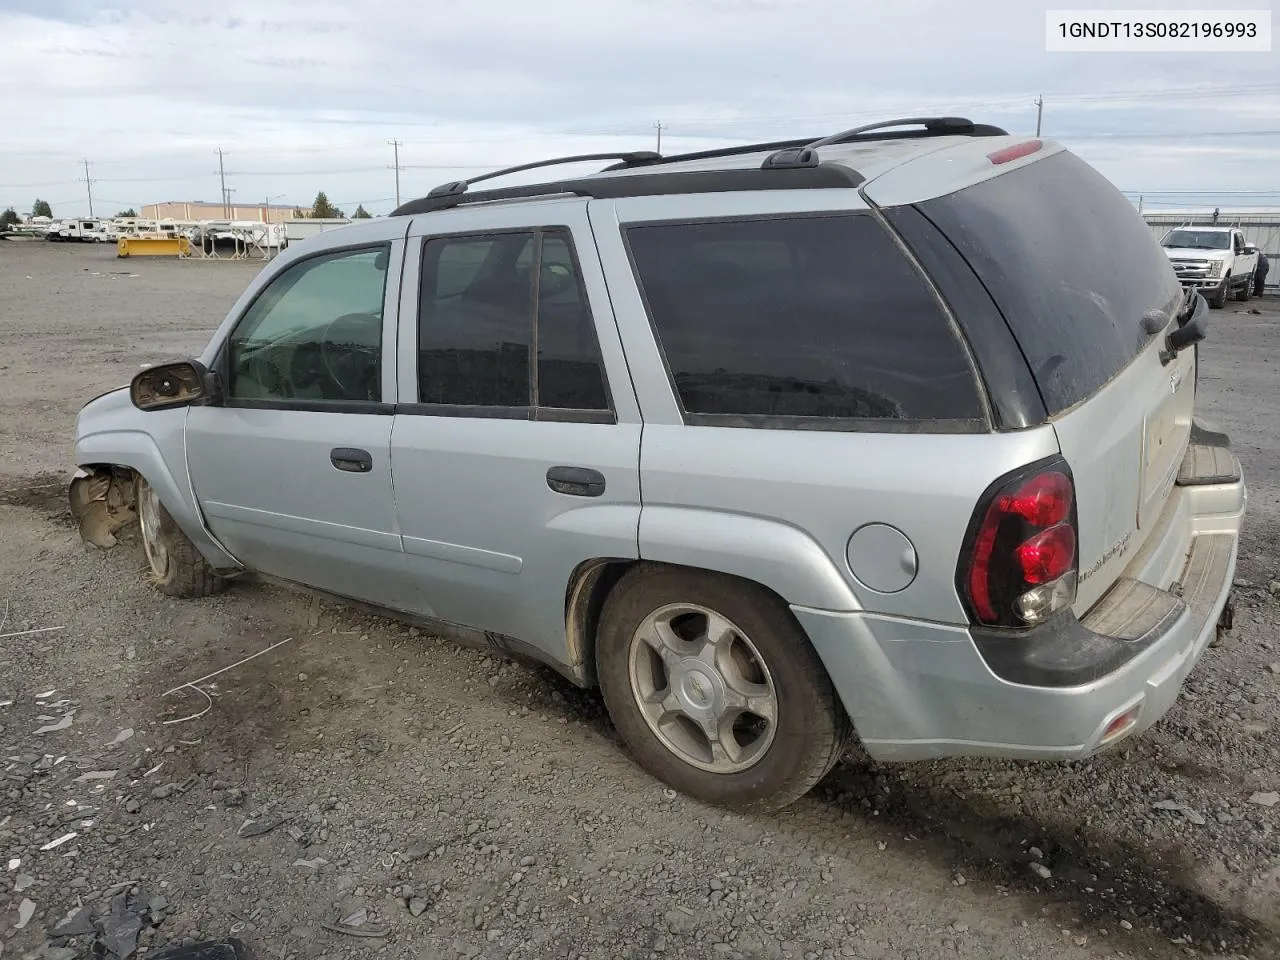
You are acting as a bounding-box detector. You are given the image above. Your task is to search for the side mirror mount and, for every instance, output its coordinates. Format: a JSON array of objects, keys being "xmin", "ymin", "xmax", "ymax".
[
  {"xmin": 1161, "ymin": 292, "xmax": 1208, "ymax": 364},
  {"xmin": 130, "ymin": 359, "xmax": 219, "ymax": 411}
]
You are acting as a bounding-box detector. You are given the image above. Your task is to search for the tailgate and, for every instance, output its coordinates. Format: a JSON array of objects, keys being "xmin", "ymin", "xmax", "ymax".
[
  {"xmin": 1051, "ymin": 340, "xmax": 1195, "ymax": 611},
  {"xmin": 898, "ymin": 146, "xmax": 1191, "ymax": 611}
]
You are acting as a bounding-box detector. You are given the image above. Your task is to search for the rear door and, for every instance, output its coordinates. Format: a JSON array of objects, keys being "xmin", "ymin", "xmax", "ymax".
[
  {"xmin": 906, "ymin": 148, "xmax": 1192, "ymax": 611},
  {"xmin": 388, "ymin": 200, "xmax": 642, "ymax": 664}
]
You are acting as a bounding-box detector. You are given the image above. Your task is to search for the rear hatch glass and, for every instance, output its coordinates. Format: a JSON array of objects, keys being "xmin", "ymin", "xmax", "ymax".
[
  {"xmin": 912, "ymin": 149, "xmax": 1193, "ymax": 611},
  {"xmin": 914, "ymin": 149, "xmax": 1183, "ymax": 417}
]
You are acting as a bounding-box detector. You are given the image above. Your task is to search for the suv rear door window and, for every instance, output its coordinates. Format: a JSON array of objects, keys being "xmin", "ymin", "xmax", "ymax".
[
  {"xmin": 417, "ymin": 230, "xmax": 611, "ymax": 414},
  {"xmin": 916, "ymin": 150, "xmax": 1182, "ymax": 416},
  {"xmin": 624, "ymin": 214, "xmax": 984, "ymax": 429}
]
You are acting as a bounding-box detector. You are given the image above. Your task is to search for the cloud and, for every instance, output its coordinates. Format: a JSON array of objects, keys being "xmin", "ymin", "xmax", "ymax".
[{"xmin": 1, "ymin": 0, "xmax": 1278, "ymax": 216}]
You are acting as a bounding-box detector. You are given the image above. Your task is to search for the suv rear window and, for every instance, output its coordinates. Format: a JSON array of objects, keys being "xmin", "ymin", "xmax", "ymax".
[
  {"xmin": 624, "ymin": 214, "xmax": 984, "ymax": 430},
  {"xmin": 916, "ymin": 149, "xmax": 1182, "ymax": 416}
]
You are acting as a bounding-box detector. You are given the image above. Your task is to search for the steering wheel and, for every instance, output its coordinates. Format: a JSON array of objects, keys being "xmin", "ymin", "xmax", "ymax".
[{"xmin": 319, "ymin": 313, "xmax": 381, "ymax": 399}]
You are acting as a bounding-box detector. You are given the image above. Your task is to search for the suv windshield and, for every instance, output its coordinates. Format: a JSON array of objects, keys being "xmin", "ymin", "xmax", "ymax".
[
  {"xmin": 914, "ymin": 149, "xmax": 1182, "ymax": 417},
  {"xmin": 1161, "ymin": 229, "xmax": 1232, "ymax": 250}
]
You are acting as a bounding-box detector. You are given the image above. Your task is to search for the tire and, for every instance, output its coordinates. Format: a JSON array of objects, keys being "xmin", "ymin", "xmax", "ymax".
[
  {"xmin": 134, "ymin": 476, "xmax": 226, "ymax": 598},
  {"xmin": 1207, "ymin": 279, "xmax": 1228, "ymax": 309},
  {"xmin": 595, "ymin": 564, "xmax": 850, "ymax": 812},
  {"xmin": 1235, "ymin": 272, "xmax": 1252, "ymax": 302}
]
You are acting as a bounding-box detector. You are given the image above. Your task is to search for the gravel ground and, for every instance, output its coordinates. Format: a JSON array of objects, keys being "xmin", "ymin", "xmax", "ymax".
[{"xmin": 1, "ymin": 241, "xmax": 1277, "ymax": 960}]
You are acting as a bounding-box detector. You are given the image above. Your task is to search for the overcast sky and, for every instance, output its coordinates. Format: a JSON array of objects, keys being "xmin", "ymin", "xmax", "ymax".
[{"xmin": 1, "ymin": 0, "xmax": 1277, "ymax": 218}]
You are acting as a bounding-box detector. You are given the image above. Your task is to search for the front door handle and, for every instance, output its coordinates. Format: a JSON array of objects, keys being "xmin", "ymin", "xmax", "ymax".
[
  {"xmin": 331, "ymin": 447, "xmax": 373, "ymax": 473},
  {"xmin": 546, "ymin": 466, "xmax": 605, "ymax": 498}
]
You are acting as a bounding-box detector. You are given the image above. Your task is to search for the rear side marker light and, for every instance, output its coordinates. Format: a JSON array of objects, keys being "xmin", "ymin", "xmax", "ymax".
[
  {"xmin": 987, "ymin": 140, "xmax": 1043, "ymax": 165},
  {"xmin": 961, "ymin": 462, "xmax": 1080, "ymax": 628},
  {"xmin": 1101, "ymin": 705, "xmax": 1141, "ymax": 745}
]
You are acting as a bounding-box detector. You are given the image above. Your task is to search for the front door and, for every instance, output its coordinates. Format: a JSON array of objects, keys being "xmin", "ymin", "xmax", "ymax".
[
  {"xmin": 388, "ymin": 202, "xmax": 642, "ymax": 664},
  {"xmin": 185, "ymin": 234, "xmax": 415, "ymax": 609}
]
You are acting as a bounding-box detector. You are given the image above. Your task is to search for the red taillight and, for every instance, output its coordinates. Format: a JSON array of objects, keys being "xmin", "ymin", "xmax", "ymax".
[
  {"xmin": 987, "ymin": 140, "xmax": 1042, "ymax": 165},
  {"xmin": 961, "ymin": 464, "xmax": 1079, "ymax": 627},
  {"xmin": 1015, "ymin": 524, "xmax": 1076, "ymax": 585}
]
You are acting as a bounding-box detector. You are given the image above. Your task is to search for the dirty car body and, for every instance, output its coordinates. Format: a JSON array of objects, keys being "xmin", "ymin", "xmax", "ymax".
[{"xmin": 69, "ymin": 119, "xmax": 1247, "ymax": 810}]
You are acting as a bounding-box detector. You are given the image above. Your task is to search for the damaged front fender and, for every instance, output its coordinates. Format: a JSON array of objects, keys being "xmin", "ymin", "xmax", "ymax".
[{"xmin": 68, "ymin": 466, "xmax": 138, "ymax": 548}]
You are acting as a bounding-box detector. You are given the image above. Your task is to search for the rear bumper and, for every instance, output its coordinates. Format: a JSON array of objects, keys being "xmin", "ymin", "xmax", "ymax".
[{"xmin": 797, "ymin": 431, "xmax": 1245, "ymax": 763}]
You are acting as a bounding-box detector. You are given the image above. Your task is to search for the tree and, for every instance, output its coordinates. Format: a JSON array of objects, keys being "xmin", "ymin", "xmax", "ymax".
[
  {"xmin": 353, "ymin": 204, "xmax": 372, "ymax": 219},
  {"xmin": 0, "ymin": 208, "xmax": 20, "ymax": 228},
  {"xmin": 115, "ymin": 208, "xmax": 138, "ymax": 218},
  {"xmin": 292, "ymin": 206, "xmax": 307, "ymax": 219},
  {"xmin": 310, "ymin": 191, "xmax": 344, "ymax": 219},
  {"xmin": 32, "ymin": 198, "xmax": 52, "ymax": 218}
]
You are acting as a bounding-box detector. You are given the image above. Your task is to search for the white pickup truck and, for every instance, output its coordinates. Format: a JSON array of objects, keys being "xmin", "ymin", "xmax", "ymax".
[{"xmin": 1159, "ymin": 226, "xmax": 1260, "ymax": 308}]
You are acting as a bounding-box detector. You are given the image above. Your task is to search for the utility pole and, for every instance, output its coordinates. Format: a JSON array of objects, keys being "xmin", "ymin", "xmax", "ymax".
[
  {"xmin": 217, "ymin": 148, "xmax": 229, "ymax": 218},
  {"xmin": 388, "ymin": 139, "xmax": 403, "ymax": 208},
  {"xmin": 81, "ymin": 159, "xmax": 95, "ymax": 217},
  {"xmin": 654, "ymin": 122, "xmax": 665, "ymax": 153},
  {"xmin": 1137, "ymin": 194, "xmax": 1144, "ymax": 214},
  {"xmin": 1034, "ymin": 95, "xmax": 1043, "ymax": 137}
]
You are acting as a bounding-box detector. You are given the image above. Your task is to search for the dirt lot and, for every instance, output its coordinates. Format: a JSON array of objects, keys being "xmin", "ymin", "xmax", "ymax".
[{"xmin": 1, "ymin": 240, "xmax": 1277, "ymax": 960}]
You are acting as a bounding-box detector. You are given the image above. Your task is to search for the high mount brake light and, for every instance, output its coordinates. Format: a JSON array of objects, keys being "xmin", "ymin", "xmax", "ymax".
[
  {"xmin": 987, "ymin": 140, "xmax": 1043, "ymax": 165},
  {"xmin": 962, "ymin": 463, "xmax": 1079, "ymax": 627}
]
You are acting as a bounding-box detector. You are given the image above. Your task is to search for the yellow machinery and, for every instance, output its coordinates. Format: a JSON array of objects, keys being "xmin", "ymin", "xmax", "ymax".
[{"xmin": 117, "ymin": 236, "xmax": 190, "ymax": 257}]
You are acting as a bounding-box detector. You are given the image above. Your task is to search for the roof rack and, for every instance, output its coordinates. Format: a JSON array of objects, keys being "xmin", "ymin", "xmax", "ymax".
[
  {"xmin": 762, "ymin": 116, "xmax": 1008, "ymax": 170},
  {"xmin": 390, "ymin": 165, "xmax": 864, "ymax": 217},
  {"xmin": 425, "ymin": 151, "xmax": 662, "ymax": 200},
  {"xmin": 393, "ymin": 116, "xmax": 1009, "ymax": 216}
]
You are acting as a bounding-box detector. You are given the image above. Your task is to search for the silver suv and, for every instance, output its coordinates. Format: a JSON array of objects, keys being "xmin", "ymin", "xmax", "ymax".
[{"xmin": 69, "ymin": 117, "xmax": 1246, "ymax": 811}]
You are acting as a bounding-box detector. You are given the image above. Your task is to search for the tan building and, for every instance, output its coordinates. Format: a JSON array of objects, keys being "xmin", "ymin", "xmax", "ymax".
[{"xmin": 141, "ymin": 201, "xmax": 299, "ymax": 223}]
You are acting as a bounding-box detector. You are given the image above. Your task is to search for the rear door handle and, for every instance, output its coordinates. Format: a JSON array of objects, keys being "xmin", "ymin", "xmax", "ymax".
[
  {"xmin": 331, "ymin": 447, "xmax": 373, "ymax": 473},
  {"xmin": 546, "ymin": 466, "xmax": 605, "ymax": 498}
]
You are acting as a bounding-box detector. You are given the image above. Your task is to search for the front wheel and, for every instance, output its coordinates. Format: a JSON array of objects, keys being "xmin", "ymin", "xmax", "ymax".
[
  {"xmin": 1235, "ymin": 272, "xmax": 1253, "ymax": 302},
  {"xmin": 1207, "ymin": 279, "xmax": 1228, "ymax": 309},
  {"xmin": 135, "ymin": 476, "xmax": 227, "ymax": 598},
  {"xmin": 596, "ymin": 565, "xmax": 849, "ymax": 812}
]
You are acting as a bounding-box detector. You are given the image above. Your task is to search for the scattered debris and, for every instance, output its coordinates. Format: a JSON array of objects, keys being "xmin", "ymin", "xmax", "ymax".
[
  {"xmin": 14, "ymin": 898, "xmax": 36, "ymax": 929},
  {"xmin": 356, "ymin": 736, "xmax": 386, "ymax": 754},
  {"xmin": 321, "ymin": 919, "xmax": 389, "ymax": 939},
  {"xmin": 13, "ymin": 874, "xmax": 34, "ymax": 893},
  {"xmin": 238, "ymin": 815, "xmax": 289, "ymax": 838},
  {"xmin": 110, "ymin": 728, "xmax": 135, "ymax": 746},
  {"xmin": 1248, "ymin": 791, "xmax": 1279, "ymax": 808},
  {"xmin": 0, "ymin": 625, "xmax": 65, "ymax": 640},
  {"xmin": 148, "ymin": 938, "xmax": 254, "ymax": 960},
  {"xmin": 6, "ymin": 858, "xmax": 18, "ymax": 871},
  {"xmin": 1152, "ymin": 799, "xmax": 1208, "ymax": 825},
  {"xmin": 408, "ymin": 897, "xmax": 428, "ymax": 917},
  {"xmin": 51, "ymin": 903, "xmax": 95, "ymax": 937},
  {"xmin": 161, "ymin": 637, "xmax": 295, "ymax": 725},
  {"xmin": 75, "ymin": 770, "xmax": 120, "ymax": 783},
  {"xmin": 293, "ymin": 857, "xmax": 328, "ymax": 870},
  {"xmin": 1030, "ymin": 863, "xmax": 1053, "ymax": 880},
  {"xmin": 35, "ymin": 710, "xmax": 75, "ymax": 734},
  {"xmin": 40, "ymin": 832, "xmax": 78, "ymax": 851},
  {"xmin": 98, "ymin": 890, "xmax": 148, "ymax": 959},
  {"xmin": 341, "ymin": 907, "xmax": 368, "ymax": 927}
]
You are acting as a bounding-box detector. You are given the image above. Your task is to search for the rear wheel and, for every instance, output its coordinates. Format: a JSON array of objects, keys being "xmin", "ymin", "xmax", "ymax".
[
  {"xmin": 596, "ymin": 565, "xmax": 849, "ymax": 812},
  {"xmin": 135, "ymin": 476, "xmax": 226, "ymax": 598}
]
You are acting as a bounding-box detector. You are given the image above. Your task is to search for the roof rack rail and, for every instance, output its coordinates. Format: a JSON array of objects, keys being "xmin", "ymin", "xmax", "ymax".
[
  {"xmin": 426, "ymin": 151, "xmax": 662, "ymax": 200},
  {"xmin": 762, "ymin": 116, "xmax": 1008, "ymax": 170},
  {"xmin": 390, "ymin": 164, "xmax": 864, "ymax": 217}
]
